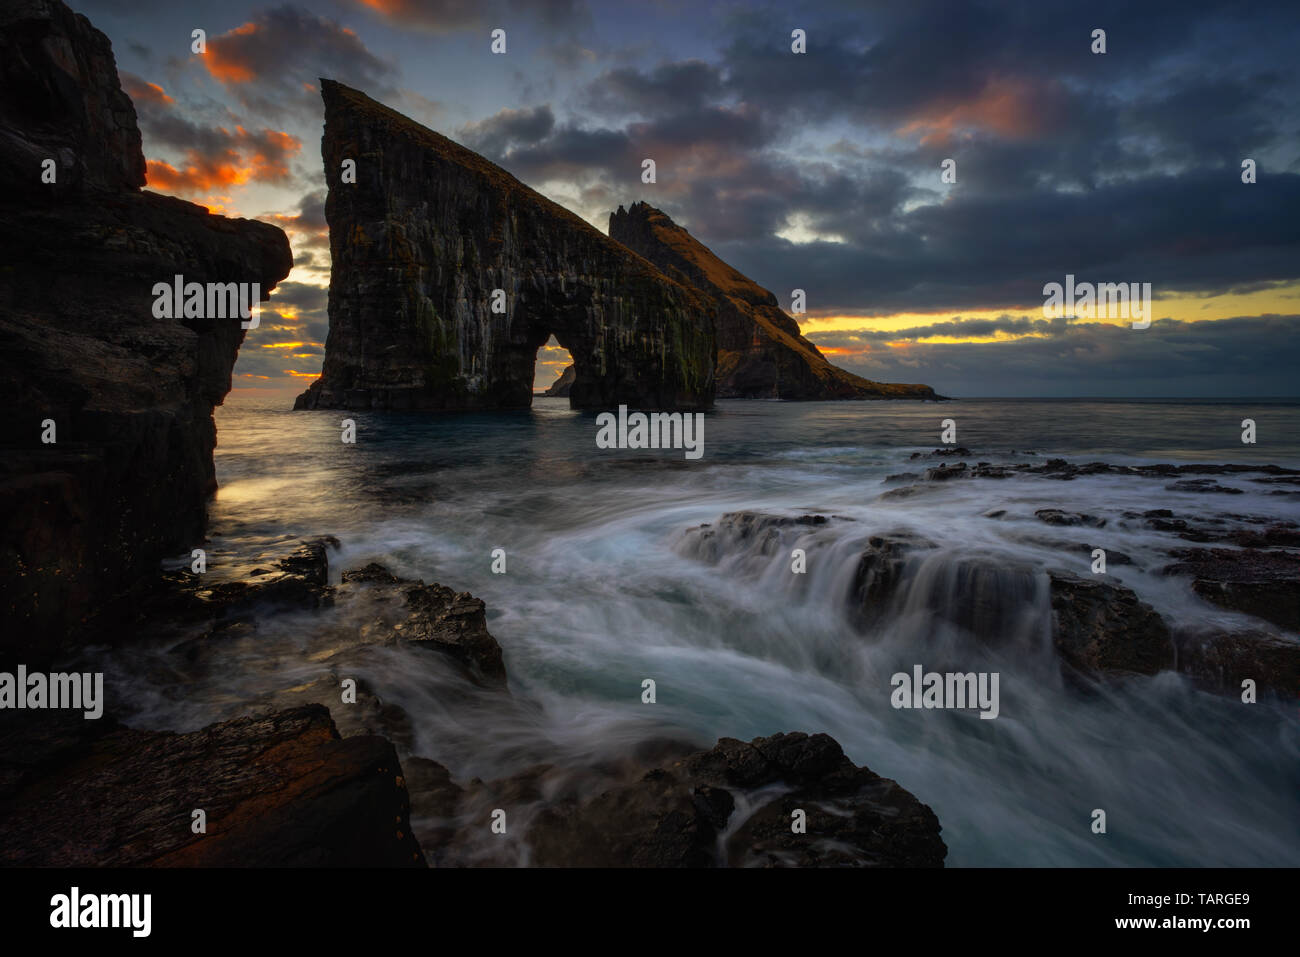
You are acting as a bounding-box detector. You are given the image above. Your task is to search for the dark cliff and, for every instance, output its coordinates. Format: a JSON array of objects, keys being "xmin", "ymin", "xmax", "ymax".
[
  {"xmin": 610, "ymin": 202, "xmax": 942, "ymax": 401},
  {"xmin": 0, "ymin": 0, "xmax": 293, "ymax": 652},
  {"xmin": 294, "ymin": 80, "xmax": 715, "ymax": 414},
  {"xmin": 542, "ymin": 364, "xmax": 576, "ymax": 397}
]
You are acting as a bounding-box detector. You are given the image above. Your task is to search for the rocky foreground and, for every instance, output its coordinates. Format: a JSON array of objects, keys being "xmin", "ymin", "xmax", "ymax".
[{"xmin": 0, "ymin": 537, "xmax": 947, "ymax": 867}]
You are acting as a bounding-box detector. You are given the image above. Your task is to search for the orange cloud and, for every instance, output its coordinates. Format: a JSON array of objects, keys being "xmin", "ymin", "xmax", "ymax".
[
  {"xmin": 146, "ymin": 156, "xmax": 247, "ymax": 192},
  {"xmin": 204, "ymin": 22, "xmax": 260, "ymax": 83},
  {"xmin": 120, "ymin": 73, "xmax": 174, "ymax": 106},
  {"xmin": 898, "ymin": 76, "xmax": 1049, "ymax": 145},
  {"xmin": 145, "ymin": 127, "xmax": 302, "ymax": 196}
]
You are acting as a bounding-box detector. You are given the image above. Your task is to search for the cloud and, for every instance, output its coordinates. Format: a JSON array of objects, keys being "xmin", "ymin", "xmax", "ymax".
[
  {"xmin": 459, "ymin": 105, "xmax": 556, "ymax": 158},
  {"xmin": 583, "ymin": 60, "xmax": 724, "ymax": 117},
  {"xmin": 200, "ymin": 6, "xmax": 397, "ymax": 118},
  {"xmin": 144, "ymin": 127, "xmax": 302, "ymax": 193},
  {"xmin": 350, "ymin": 0, "xmax": 590, "ymax": 35},
  {"xmin": 808, "ymin": 315, "xmax": 1300, "ymax": 397},
  {"xmin": 119, "ymin": 72, "xmax": 173, "ymax": 106}
]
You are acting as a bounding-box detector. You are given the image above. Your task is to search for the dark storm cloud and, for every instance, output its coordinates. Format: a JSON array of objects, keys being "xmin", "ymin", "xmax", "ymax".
[
  {"xmin": 809, "ymin": 315, "xmax": 1300, "ymax": 397},
  {"xmin": 459, "ymin": 105, "xmax": 556, "ymax": 158},
  {"xmin": 583, "ymin": 60, "xmax": 724, "ymax": 117},
  {"xmin": 294, "ymin": 189, "xmax": 328, "ymax": 232},
  {"xmin": 267, "ymin": 281, "xmax": 328, "ymax": 315},
  {"xmin": 346, "ymin": 0, "xmax": 593, "ymax": 58},
  {"xmin": 457, "ymin": 0, "xmax": 1300, "ymax": 314},
  {"xmin": 202, "ymin": 5, "xmax": 397, "ymax": 120}
]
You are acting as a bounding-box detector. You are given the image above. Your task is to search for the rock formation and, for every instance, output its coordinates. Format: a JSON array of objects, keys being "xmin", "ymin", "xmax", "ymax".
[
  {"xmin": 610, "ymin": 201, "xmax": 942, "ymax": 400},
  {"xmin": 294, "ymin": 80, "xmax": 715, "ymax": 413},
  {"xmin": 0, "ymin": 704, "xmax": 425, "ymax": 866},
  {"xmin": 0, "ymin": 0, "xmax": 292, "ymax": 652},
  {"xmin": 419, "ymin": 731, "xmax": 947, "ymax": 867},
  {"xmin": 542, "ymin": 364, "xmax": 575, "ymax": 397}
]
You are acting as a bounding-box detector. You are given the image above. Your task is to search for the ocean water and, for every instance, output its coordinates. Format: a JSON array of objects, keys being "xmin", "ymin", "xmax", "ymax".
[{"xmin": 96, "ymin": 396, "xmax": 1300, "ymax": 866}]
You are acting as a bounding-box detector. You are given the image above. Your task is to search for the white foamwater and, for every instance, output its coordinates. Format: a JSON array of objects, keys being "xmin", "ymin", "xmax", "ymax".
[{"xmin": 90, "ymin": 396, "xmax": 1300, "ymax": 865}]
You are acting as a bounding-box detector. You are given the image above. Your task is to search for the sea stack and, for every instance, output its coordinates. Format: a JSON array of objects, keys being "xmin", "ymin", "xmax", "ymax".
[
  {"xmin": 610, "ymin": 201, "xmax": 941, "ymax": 400},
  {"xmin": 294, "ymin": 80, "xmax": 716, "ymax": 413}
]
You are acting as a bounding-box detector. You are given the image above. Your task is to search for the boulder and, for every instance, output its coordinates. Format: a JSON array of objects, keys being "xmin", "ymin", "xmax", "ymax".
[{"xmin": 0, "ymin": 704, "xmax": 426, "ymax": 866}]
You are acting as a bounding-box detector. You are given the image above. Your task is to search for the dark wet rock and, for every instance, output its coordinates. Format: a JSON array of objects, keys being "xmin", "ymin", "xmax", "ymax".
[
  {"xmin": 924, "ymin": 462, "xmax": 969, "ymax": 481},
  {"xmin": 1126, "ymin": 509, "xmax": 1300, "ymax": 548},
  {"xmin": 911, "ymin": 447, "xmax": 971, "ymax": 459},
  {"xmin": 1143, "ymin": 515, "xmax": 1217, "ymax": 542},
  {"xmin": 522, "ymin": 732, "xmax": 946, "ymax": 867},
  {"xmin": 542, "ymin": 363, "xmax": 575, "ymax": 397},
  {"xmin": 1080, "ymin": 544, "xmax": 1133, "ymax": 565},
  {"xmin": 1048, "ymin": 573, "xmax": 1175, "ymax": 675},
  {"xmin": 1226, "ymin": 524, "xmax": 1300, "ymax": 548},
  {"xmin": 878, "ymin": 484, "xmax": 936, "ymax": 500},
  {"xmin": 971, "ymin": 462, "xmax": 1015, "ymax": 478},
  {"xmin": 680, "ymin": 511, "xmax": 831, "ymax": 563},
  {"xmin": 611, "ymin": 202, "xmax": 941, "ymax": 401},
  {"xmin": 1162, "ymin": 548, "xmax": 1300, "ymax": 632},
  {"xmin": 0, "ymin": 704, "xmax": 425, "ymax": 866},
  {"xmin": 276, "ymin": 536, "xmax": 338, "ymax": 585},
  {"xmin": 274, "ymin": 673, "xmax": 415, "ymax": 749},
  {"xmin": 398, "ymin": 583, "xmax": 507, "ymax": 685},
  {"xmin": 295, "ymin": 82, "xmax": 715, "ymax": 413},
  {"xmin": 403, "ymin": 756, "xmax": 465, "ymax": 863},
  {"xmin": 341, "ymin": 561, "xmax": 404, "ymax": 585},
  {"xmin": 173, "ymin": 537, "xmax": 340, "ymax": 624},
  {"xmin": 1035, "ymin": 508, "xmax": 1107, "ymax": 528},
  {"xmin": 332, "ymin": 561, "xmax": 509, "ymax": 686},
  {"xmin": 897, "ymin": 458, "xmax": 1300, "ymax": 489},
  {"xmin": 1166, "ymin": 479, "xmax": 1243, "ymax": 495},
  {"xmin": 1174, "ymin": 628, "xmax": 1299, "ymax": 697},
  {"xmin": 0, "ymin": 0, "xmax": 292, "ymax": 652},
  {"xmin": 849, "ymin": 533, "xmax": 939, "ymax": 629}
]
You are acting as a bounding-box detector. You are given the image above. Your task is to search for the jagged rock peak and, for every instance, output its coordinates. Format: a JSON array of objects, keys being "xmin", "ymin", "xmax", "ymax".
[{"xmin": 610, "ymin": 201, "xmax": 943, "ymax": 401}]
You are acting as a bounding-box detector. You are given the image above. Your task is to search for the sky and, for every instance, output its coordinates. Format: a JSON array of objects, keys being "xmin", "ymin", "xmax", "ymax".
[{"xmin": 77, "ymin": 0, "xmax": 1300, "ymax": 398}]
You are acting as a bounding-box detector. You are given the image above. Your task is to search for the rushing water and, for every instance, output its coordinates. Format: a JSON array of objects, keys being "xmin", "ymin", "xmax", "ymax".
[{"xmin": 96, "ymin": 395, "xmax": 1300, "ymax": 866}]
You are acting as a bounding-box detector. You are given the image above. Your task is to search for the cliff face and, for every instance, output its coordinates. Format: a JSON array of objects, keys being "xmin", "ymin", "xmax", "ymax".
[
  {"xmin": 0, "ymin": 0, "xmax": 292, "ymax": 652},
  {"xmin": 294, "ymin": 80, "xmax": 715, "ymax": 413},
  {"xmin": 610, "ymin": 202, "xmax": 941, "ymax": 400},
  {"xmin": 542, "ymin": 364, "xmax": 576, "ymax": 397}
]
